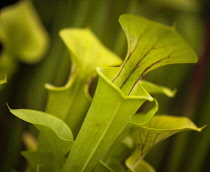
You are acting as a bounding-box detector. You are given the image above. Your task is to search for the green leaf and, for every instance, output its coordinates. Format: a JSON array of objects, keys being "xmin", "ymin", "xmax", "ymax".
[
  {"xmin": 111, "ymin": 14, "xmax": 197, "ymax": 95},
  {"xmin": 46, "ymin": 28, "xmax": 122, "ymax": 136},
  {"xmin": 59, "ymin": 28, "xmax": 122, "ymax": 76},
  {"xmin": 9, "ymin": 107, "xmax": 74, "ymax": 171},
  {"xmin": 126, "ymin": 159, "xmax": 155, "ymax": 172},
  {"xmin": 62, "ymin": 14, "xmax": 198, "ymax": 172},
  {"xmin": 127, "ymin": 115, "xmax": 204, "ymax": 171},
  {"xmin": 130, "ymin": 99, "xmax": 158, "ymax": 125},
  {"xmin": 100, "ymin": 99, "xmax": 158, "ymax": 172},
  {"xmin": 0, "ymin": 1, "xmax": 48, "ymax": 63},
  {"xmin": 9, "ymin": 108, "xmax": 73, "ymax": 154},
  {"xmin": 62, "ymin": 70, "xmax": 153, "ymax": 172},
  {"xmin": 140, "ymin": 80, "xmax": 176, "ymax": 97},
  {"xmin": 45, "ymin": 72, "xmax": 91, "ymax": 136},
  {"xmin": 105, "ymin": 97, "xmax": 158, "ymax": 156},
  {"xmin": 93, "ymin": 161, "xmax": 116, "ymax": 172}
]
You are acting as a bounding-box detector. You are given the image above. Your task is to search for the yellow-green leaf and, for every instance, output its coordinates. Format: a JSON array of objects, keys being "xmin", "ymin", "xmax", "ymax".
[
  {"xmin": 9, "ymin": 108, "xmax": 74, "ymax": 156},
  {"xmin": 0, "ymin": 1, "xmax": 48, "ymax": 63},
  {"xmin": 111, "ymin": 14, "xmax": 197, "ymax": 95},
  {"xmin": 59, "ymin": 28, "xmax": 122, "ymax": 75},
  {"xmin": 127, "ymin": 115, "xmax": 204, "ymax": 171},
  {"xmin": 46, "ymin": 29, "xmax": 122, "ymax": 136}
]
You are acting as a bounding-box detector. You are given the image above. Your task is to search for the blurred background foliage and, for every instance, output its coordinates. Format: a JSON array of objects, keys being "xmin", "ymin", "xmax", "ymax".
[{"xmin": 0, "ymin": 0, "xmax": 209, "ymax": 171}]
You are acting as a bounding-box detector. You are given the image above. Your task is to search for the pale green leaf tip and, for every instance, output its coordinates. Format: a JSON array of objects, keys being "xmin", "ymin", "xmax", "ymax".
[
  {"xmin": 44, "ymin": 83, "xmax": 55, "ymax": 89},
  {"xmin": 6, "ymin": 102, "xmax": 12, "ymax": 112},
  {"xmin": 197, "ymin": 125, "xmax": 207, "ymax": 132},
  {"xmin": 44, "ymin": 83, "xmax": 67, "ymax": 91},
  {"xmin": 140, "ymin": 80, "xmax": 177, "ymax": 98},
  {"xmin": 183, "ymin": 124, "xmax": 206, "ymax": 132},
  {"xmin": 170, "ymin": 89, "xmax": 177, "ymax": 97},
  {"xmin": 140, "ymin": 115, "xmax": 206, "ymax": 132},
  {"xmin": 163, "ymin": 88, "xmax": 177, "ymax": 97},
  {"xmin": 8, "ymin": 106, "xmax": 74, "ymax": 141},
  {"xmin": 0, "ymin": 75, "xmax": 7, "ymax": 84},
  {"xmin": 179, "ymin": 120, "xmax": 205, "ymax": 132}
]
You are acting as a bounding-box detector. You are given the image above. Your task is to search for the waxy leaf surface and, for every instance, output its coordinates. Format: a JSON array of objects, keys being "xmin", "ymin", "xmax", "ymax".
[
  {"xmin": 100, "ymin": 98, "xmax": 159, "ymax": 172},
  {"xmin": 140, "ymin": 80, "xmax": 176, "ymax": 97},
  {"xmin": 59, "ymin": 28, "xmax": 122, "ymax": 75},
  {"xmin": 127, "ymin": 115, "xmax": 203, "ymax": 171},
  {"xmin": 62, "ymin": 69, "xmax": 153, "ymax": 172},
  {"xmin": 93, "ymin": 161, "xmax": 116, "ymax": 172},
  {"xmin": 111, "ymin": 14, "xmax": 197, "ymax": 95},
  {"xmin": 46, "ymin": 29, "xmax": 122, "ymax": 135},
  {"xmin": 9, "ymin": 108, "xmax": 74, "ymax": 156},
  {"xmin": 62, "ymin": 14, "xmax": 198, "ymax": 172}
]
